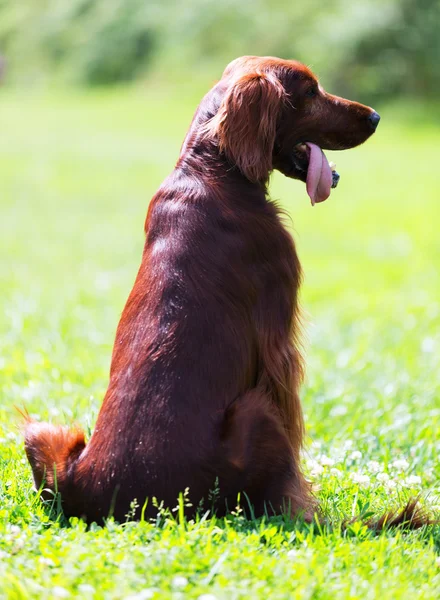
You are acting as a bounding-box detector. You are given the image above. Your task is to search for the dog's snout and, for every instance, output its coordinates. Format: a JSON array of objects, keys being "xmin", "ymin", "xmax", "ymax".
[{"xmin": 368, "ymin": 111, "xmax": 381, "ymax": 130}]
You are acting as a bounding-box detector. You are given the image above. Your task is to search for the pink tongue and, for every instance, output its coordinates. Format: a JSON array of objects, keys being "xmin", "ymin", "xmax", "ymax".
[{"xmin": 305, "ymin": 142, "xmax": 333, "ymax": 206}]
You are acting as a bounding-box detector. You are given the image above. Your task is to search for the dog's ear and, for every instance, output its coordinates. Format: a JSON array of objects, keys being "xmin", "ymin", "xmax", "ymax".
[{"xmin": 206, "ymin": 72, "xmax": 285, "ymax": 183}]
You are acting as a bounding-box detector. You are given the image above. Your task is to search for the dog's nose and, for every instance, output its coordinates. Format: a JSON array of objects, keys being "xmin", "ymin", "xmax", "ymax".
[{"xmin": 368, "ymin": 111, "xmax": 381, "ymax": 130}]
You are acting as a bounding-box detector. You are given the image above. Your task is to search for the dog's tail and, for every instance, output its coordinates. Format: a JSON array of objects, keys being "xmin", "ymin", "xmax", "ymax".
[
  {"xmin": 20, "ymin": 410, "xmax": 86, "ymax": 501},
  {"xmin": 342, "ymin": 497, "xmax": 436, "ymax": 533},
  {"xmin": 366, "ymin": 498, "xmax": 435, "ymax": 531}
]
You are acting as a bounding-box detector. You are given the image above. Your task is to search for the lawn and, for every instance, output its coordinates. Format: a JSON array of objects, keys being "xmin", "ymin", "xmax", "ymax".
[{"xmin": 0, "ymin": 87, "xmax": 439, "ymax": 599}]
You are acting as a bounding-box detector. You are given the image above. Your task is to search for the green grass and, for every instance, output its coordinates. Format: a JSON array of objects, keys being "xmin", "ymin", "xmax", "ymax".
[{"xmin": 0, "ymin": 87, "xmax": 439, "ymax": 599}]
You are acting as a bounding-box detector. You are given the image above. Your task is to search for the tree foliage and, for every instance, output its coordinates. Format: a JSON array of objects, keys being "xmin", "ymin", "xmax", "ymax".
[{"xmin": 0, "ymin": 0, "xmax": 437, "ymax": 99}]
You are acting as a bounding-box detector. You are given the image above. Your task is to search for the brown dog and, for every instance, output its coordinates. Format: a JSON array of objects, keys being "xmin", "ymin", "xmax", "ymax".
[{"xmin": 25, "ymin": 56, "xmax": 387, "ymax": 524}]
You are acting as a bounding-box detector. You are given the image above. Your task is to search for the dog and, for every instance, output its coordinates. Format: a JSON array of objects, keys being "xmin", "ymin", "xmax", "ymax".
[{"xmin": 24, "ymin": 56, "xmax": 427, "ymax": 527}]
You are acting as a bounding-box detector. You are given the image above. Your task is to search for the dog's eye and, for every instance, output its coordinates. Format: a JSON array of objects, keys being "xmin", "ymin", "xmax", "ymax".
[{"xmin": 305, "ymin": 87, "xmax": 317, "ymax": 98}]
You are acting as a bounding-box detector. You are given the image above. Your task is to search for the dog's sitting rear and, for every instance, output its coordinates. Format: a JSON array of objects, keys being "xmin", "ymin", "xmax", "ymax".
[{"xmin": 25, "ymin": 56, "xmax": 383, "ymax": 523}]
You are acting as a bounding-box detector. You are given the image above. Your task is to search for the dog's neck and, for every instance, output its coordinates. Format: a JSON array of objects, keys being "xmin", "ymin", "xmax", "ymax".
[
  {"xmin": 176, "ymin": 83, "xmax": 269, "ymax": 191},
  {"xmin": 178, "ymin": 81, "xmax": 225, "ymax": 159}
]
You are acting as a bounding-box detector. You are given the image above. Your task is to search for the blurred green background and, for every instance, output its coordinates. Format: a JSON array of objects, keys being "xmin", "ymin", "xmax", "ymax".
[
  {"xmin": 0, "ymin": 3, "xmax": 439, "ymax": 596},
  {"xmin": 0, "ymin": 0, "xmax": 438, "ymax": 437},
  {"xmin": 0, "ymin": 0, "xmax": 438, "ymax": 426},
  {"xmin": 0, "ymin": 0, "xmax": 439, "ymax": 101}
]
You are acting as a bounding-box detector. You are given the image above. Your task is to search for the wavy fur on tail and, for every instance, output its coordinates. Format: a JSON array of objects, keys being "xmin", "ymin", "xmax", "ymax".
[
  {"xmin": 21, "ymin": 411, "xmax": 85, "ymax": 500},
  {"xmin": 339, "ymin": 497, "xmax": 436, "ymax": 534},
  {"xmin": 367, "ymin": 498, "xmax": 435, "ymax": 531}
]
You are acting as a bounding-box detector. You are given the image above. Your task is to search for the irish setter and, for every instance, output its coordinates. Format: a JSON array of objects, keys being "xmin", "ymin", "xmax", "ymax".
[{"xmin": 23, "ymin": 56, "xmax": 427, "ymax": 527}]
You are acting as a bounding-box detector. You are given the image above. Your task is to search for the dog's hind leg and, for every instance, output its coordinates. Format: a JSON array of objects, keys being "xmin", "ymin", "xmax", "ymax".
[{"xmin": 221, "ymin": 389, "xmax": 315, "ymax": 520}]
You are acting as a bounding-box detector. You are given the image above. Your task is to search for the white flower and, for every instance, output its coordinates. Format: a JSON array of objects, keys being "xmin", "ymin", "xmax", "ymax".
[
  {"xmin": 350, "ymin": 451, "xmax": 362, "ymax": 461},
  {"xmin": 78, "ymin": 585, "xmax": 96, "ymax": 595},
  {"xmin": 39, "ymin": 557, "xmax": 55, "ymax": 567},
  {"xmin": 367, "ymin": 461, "xmax": 381, "ymax": 473},
  {"xmin": 384, "ymin": 383, "xmax": 395, "ymax": 396},
  {"xmin": 172, "ymin": 576, "xmax": 188, "ymax": 589},
  {"xmin": 405, "ymin": 475, "xmax": 422, "ymax": 486},
  {"xmin": 421, "ymin": 338, "xmax": 435, "ymax": 353},
  {"xmin": 385, "ymin": 479, "xmax": 397, "ymax": 491},
  {"xmin": 52, "ymin": 588, "xmax": 70, "ymax": 598},
  {"xmin": 124, "ymin": 591, "xmax": 155, "ymax": 600},
  {"xmin": 330, "ymin": 468, "xmax": 342, "ymax": 478},
  {"xmin": 350, "ymin": 472, "xmax": 370, "ymax": 488},
  {"xmin": 391, "ymin": 459, "xmax": 409, "ymax": 472},
  {"xmin": 377, "ymin": 472, "xmax": 390, "ymax": 483},
  {"xmin": 330, "ymin": 405, "xmax": 347, "ymax": 417},
  {"xmin": 436, "ymin": 557, "xmax": 440, "ymax": 568},
  {"xmin": 311, "ymin": 465, "xmax": 324, "ymax": 478},
  {"xmin": 306, "ymin": 460, "xmax": 324, "ymax": 478},
  {"xmin": 198, "ymin": 595, "xmax": 218, "ymax": 600},
  {"xmin": 287, "ymin": 549, "xmax": 298, "ymax": 560},
  {"xmin": 319, "ymin": 455, "xmax": 335, "ymax": 467},
  {"xmin": 336, "ymin": 350, "xmax": 350, "ymax": 368}
]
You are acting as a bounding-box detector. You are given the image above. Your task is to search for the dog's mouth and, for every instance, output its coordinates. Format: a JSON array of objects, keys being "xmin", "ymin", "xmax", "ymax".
[{"xmin": 293, "ymin": 143, "xmax": 340, "ymax": 206}]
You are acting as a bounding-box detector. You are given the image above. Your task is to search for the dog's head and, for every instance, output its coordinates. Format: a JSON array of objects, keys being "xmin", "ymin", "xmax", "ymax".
[{"xmin": 205, "ymin": 56, "xmax": 380, "ymax": 205}]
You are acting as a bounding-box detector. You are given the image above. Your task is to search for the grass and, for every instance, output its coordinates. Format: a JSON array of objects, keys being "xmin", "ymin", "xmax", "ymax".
[{"xmin": 0, "ymin": 86, "xmax": 439, "ymax": 598}]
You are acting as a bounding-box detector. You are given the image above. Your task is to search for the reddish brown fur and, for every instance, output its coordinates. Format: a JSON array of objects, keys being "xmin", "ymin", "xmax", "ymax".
[
  {"xmin": 204, "ymin": 71, "xmax": 285, "ymax": 183},
  {"xmin": 22, "ymin": 56, "xmax": 427, "ymax": 526}
]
